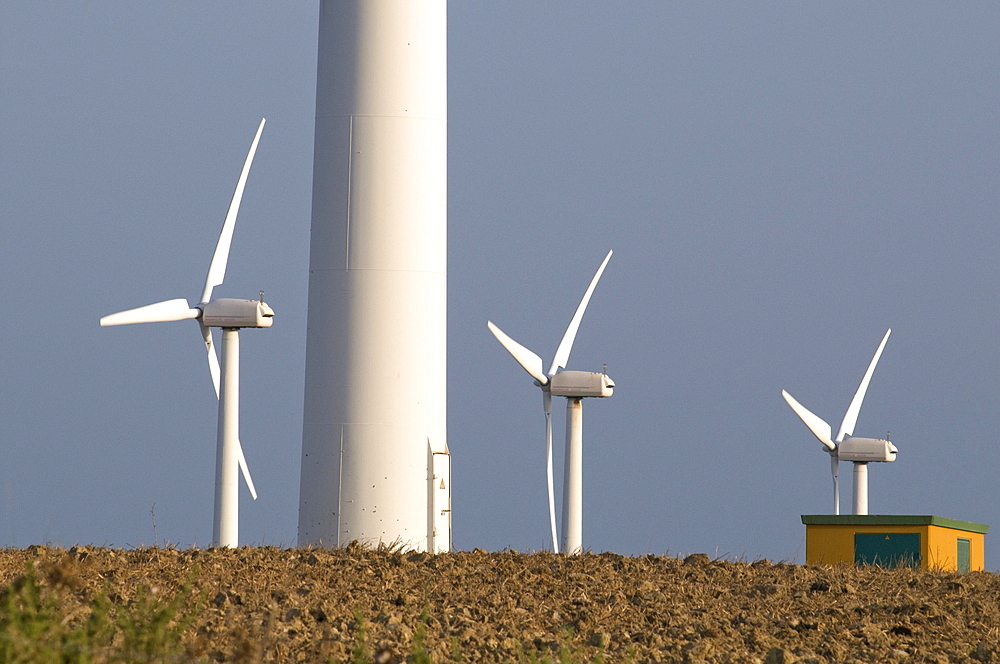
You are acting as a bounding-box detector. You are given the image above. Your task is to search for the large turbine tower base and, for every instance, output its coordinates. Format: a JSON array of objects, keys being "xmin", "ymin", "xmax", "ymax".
[{"xmin": 298, "ymin": 0, "xmax": 449, "ymax": 551}]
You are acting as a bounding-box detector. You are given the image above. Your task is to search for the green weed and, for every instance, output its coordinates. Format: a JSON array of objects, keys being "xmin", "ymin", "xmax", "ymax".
[
  {"xmin": 0, "ymin": 560, "xmax": 203, "ymax": 663},
  {"xmin": 408, "ymin": 608, "xmax": 433, "ymax": 664},
  {"xmin": 350, "ymin": 610, "xmax": 371, "ymax": 664}
]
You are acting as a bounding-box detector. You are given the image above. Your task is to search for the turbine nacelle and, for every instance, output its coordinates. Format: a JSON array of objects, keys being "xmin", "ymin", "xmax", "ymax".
[
  {"xmin": 837, "ymin": 436, "xmax": 897, "ymax": 463},
  {"xmin": 548, "ymin": 370, "xmax": 614, "ymax": 398},
  {"xmin": 201, "ymin": 298, "xmax": 274, "ymax": 329}
]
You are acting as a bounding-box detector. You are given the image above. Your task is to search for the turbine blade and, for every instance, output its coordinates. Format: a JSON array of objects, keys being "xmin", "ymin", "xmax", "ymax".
[
  {"xmin": 201, "ymin": 324, "xmax": 221, "ymax": 397},
  {"xmin": 200, "ymin": 117, "xmax": 266, "ymax": 304},
  {"xmin": 100, "ymin": 299, "xmax": 198, "ymax": 326},
  {"xmin": 781, "ymin": 389, "xmax": 835, "ymax": 451},
  {"xmin": 548, "ymin": 249, "xmax": 613, "ymax": 376},
  {"xmin": 836, "ymin": 328, "xmax": 891, "ymax": 442},
  {"xmin": 488, "ymin": 321, "xmax": 548, "ymax": 385},
  {"xmin": 544, "ymin": 390, "xmax": 558, "ymax": 553},
  {"xmin": 236, "ymin": 439, "xmax": 258, "ymax": 500}
]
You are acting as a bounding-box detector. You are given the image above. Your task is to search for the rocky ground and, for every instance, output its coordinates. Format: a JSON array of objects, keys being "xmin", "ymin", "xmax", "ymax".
[{"xmin": 0, "ymin": 545, "xmax": 998, "ymax": 663}]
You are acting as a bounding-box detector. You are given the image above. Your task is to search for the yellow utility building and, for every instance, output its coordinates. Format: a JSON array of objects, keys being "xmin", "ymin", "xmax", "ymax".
[{"xmin": 801, "ymin": 515, "xmax": 988, "ymax": 572}]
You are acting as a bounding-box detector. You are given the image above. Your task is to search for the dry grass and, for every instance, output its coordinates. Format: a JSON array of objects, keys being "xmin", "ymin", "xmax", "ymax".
[{"xmin": 0, "ymin": 545, "xmax": 997, "ymax": 663}]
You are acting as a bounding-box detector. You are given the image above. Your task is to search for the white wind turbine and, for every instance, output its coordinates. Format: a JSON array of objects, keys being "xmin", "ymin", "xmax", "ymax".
[
  {"xmin": 100, "ymin": 118, "xmax": 273, "ymax": 547},
  {"xmin": 782, "ymin": 328, "xmax": 897, "ymax": 515},
  {"xmin": 488, "ymin": 250, "xmax": 615, "ymax": 554}
]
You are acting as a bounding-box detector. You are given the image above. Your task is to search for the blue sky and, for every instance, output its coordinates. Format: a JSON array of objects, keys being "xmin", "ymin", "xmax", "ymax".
[{"xmin": 2, "ymin": 3, "xmax": 999, "ymax": 567}]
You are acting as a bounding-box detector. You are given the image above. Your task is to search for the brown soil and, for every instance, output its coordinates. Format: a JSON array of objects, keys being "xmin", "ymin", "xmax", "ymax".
[{"xmin": 2, "ymin": 545, "xmax": 998, "ymax": 663}]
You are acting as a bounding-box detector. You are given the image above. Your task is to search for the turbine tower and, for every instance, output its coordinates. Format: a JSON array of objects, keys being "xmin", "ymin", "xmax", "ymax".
[
  {"xmin": 298, "ymin": 1, "xmax": 450, "ymax": 551},
  {"xmin": 488, "ymin": 250, "xmax": 615, "ymax": 554},
  {"xmin": 101, "ymin": 118, "xmax": 273, "ymax": 547},
  {"xmin": 782, "ymin": 328, "xmax": 897, "ymax": 515}
]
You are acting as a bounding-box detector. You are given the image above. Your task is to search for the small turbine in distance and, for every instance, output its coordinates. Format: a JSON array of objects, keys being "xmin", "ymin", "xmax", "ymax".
[
  {"xmin": 100, "ymin": 118, "xmax": 273, "ymax": 547},
  {"xmin": 781, "ymin": 328, "xmax": 896, "ymax": 515},
  {"xmin": 488, "ymin": 249, "xmax": 615, "ymax": 554}
]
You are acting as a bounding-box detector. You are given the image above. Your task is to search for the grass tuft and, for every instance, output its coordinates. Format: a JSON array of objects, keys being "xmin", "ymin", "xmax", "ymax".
[{"xmin": 0, "ymin": 559, "xmax": 202, "ymax": 663}]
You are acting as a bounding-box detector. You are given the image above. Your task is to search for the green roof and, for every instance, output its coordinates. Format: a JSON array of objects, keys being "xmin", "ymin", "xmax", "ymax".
[{"xmin": 800, "ymin": 515, "xmax": 989, "ymax": 534}]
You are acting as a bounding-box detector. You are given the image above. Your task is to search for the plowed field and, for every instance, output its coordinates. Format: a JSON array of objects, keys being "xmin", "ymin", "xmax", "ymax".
[{"xmin": 1, "ymin": 545, "xmax": 997, "ymax": 663}]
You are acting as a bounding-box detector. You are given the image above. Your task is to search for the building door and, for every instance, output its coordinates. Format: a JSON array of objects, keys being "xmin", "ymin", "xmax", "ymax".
[
  {"xmin": 855, "ymin": 533, "xmax": 921, "ymax": 568},
  {"xmin": 957, "ymin": 538, "xmax": 971, "ymax": 574}
]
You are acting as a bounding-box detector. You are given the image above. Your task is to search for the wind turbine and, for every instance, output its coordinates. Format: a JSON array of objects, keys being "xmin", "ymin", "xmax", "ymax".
[
  {"xmin": 100, "ymin": 118, "xmax": 273, "ymax": 547},
  {"xmin": 782, "ymin": 328, "xmax": 897, "ymax": 515},
  {"xmin": 488, "ymin": 250, "xmax": 615, "ymax": 554}
]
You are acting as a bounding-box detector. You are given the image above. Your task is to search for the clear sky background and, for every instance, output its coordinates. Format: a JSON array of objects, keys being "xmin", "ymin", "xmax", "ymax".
[{"xmin": 2, "ymin": 3, "xmax": 999, "ymax": 567}]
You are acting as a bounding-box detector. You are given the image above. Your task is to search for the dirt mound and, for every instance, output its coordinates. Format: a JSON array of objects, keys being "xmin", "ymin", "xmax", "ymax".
[{"xmin": 1, "ymin": 545, "xmax": 997, "ymax": 662}]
